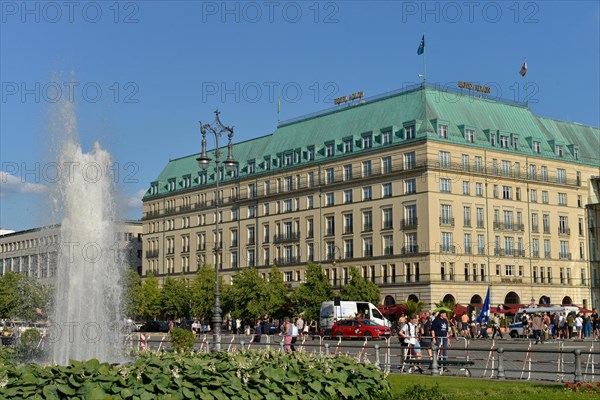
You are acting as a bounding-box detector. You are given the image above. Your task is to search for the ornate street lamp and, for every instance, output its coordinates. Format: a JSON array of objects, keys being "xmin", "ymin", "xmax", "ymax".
[{"xmin": 197, "ymin": 109, "xmax": 238, "ymax": 352}]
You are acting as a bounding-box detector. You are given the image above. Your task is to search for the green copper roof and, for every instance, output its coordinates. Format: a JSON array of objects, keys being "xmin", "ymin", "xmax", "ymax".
[{"xmin": 144, "ymin": 83, "xmax": 599, "ymax": 200}]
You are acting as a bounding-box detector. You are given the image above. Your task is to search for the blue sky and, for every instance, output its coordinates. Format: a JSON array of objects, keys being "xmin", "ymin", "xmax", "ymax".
[{"xmin": 1, "ymin": 1, "xmax": 599, "ymax": 231}]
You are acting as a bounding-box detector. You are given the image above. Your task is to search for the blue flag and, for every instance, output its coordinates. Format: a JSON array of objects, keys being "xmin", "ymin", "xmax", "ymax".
[
  {"xmin": 417, "ymin": 35, "xmax": 425, "ymax": 55},
  {"xmin": 477, "ymin": 287, "xmax": 491, "ymax": 325}
]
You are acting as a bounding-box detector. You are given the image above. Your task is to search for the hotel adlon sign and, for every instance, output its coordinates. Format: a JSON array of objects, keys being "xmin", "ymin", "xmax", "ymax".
[{"xmin": 458, "ymin": 81, "xmax": 491, "ymax": 94}]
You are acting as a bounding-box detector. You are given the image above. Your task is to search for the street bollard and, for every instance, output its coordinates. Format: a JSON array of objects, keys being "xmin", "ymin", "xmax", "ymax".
[
  {"xmin": 325, "ymin": 343, "xmax": 330, "ymax": 356},
  {"xmin": 431, "ymin": 344, "xmax": 439, "ymax": 375},
  {"xmin": 280, "ymin": 339, "xmax": 285, "ymax": 353},
  {"xmin": 240, "ymin": 341, "xmax": 244, "ymax": 351},
  {"xmin": 573, "ymin": 349, "xmax": 582, "ymax": 383},
  {"xmin": 497, "ymin": 347, "xmax": 506, "ymax": 380},
  {"xmin": 374, "ymin": 345, "xmax": 380, "ymax": 370}
]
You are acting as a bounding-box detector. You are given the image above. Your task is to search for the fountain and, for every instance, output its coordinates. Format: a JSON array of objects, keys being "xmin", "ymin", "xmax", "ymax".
[{"xmin": 49, "ymin": 100, "xmax": 125, "ymax": 365}]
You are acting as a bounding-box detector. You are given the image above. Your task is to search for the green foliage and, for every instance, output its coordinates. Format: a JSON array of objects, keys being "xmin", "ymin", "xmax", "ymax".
[
  {"xmin": 0, "ymin": 347, "xmax": 16, "ymax": 366},
  {"xmin": 137, "ymin": 274, "xmax": 161, "ymax": 321},
  {"xmin": 340, "ymin": 266, "xmax": 381, "ymax": 305},
  {"xmin": 14, "ymin": 329, "xmax": 43, "ymax": 363},
  {"xmin": 264, "ymin": 266, "xmax": 289, "ymax": 318},
  {"xmin": 190, "ymin": 265, "xmax": 217, "ymax": 320},
  {"xmin": 402, "ymin": 300, "xmax": 426, "ymax": 317},
  {"xmin": 229, "ymin": 267, "xmax": 266, "ymax": 321},
  {"xmin": 0, "ymin": 351, "xmax": 392, "ymax": 400},
  {"xmin": 398, "ymin": 384, "xmax": 448, "ymax": 400},
  {"xmin": 291, "ymin": 262, "xmax": 334, "ymax": 321},
  {"xmin": 122, "ymin": 268, "xmax": 142, "ymax": 320},
  {"xmin": 0, "ymin": 271, "xmax": 52, "ymax": 320},
  {"xmin": 169, "ymin": 328, "xmax": 195, "ymax": 353},
  {"xmin": 159, "ymin": 275, "xmax": 190, "ymax": 320}
]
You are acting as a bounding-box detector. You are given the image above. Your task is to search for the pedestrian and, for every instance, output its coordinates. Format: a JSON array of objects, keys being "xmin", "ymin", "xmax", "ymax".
[
  {"xmin": 406, "ymin": 315, "xmax": 423, "ymax": 373},
  {"xmin": 419, "ymin": 315, "xmax": 433, "ymax": 365},
  {"xmin": 253, "ymin": 318, "xmax": 262, "ymax": 343},
  {"xmin": 296, "ymin": 315, "xmax": 305, "ymax": 339},
  {"xmin": 491, "ymin": 313, "xmax": 503, "ymax": 339},
  {"xmin": 291, "ymin": 319, "xmax": 299, "ymax": 351},
  {"xmin": 431, "ymin": 310, "xmax": 450, "ymax": 370},
  {"xmin": 566, "ymin": 313, "xmax": 574, "ymax": 339},
  {"xmin": 309, "ymin": 319, "xmax": 318, "ymax": 338},
  {"xmin": 461, "ymin": 313, "xmax": 470, "ymax": 338},
  {"xmin": 574, "ymin": 313, "xmax": 583, "ymax": 339},
  {"xmin": 191, "ymin": 320, "xmax": 199, "ymax": 337},
  {"xmin": 169, "ymin": 320, "xmax": 174, "ymax": 332},
  {"xmin": 532, "ymin": 313, "xmax": 544, "ymax": 344},
  {"xmin": 398, "ymin": 317, "xmax": 409, "ymax": 371},
  {"xmin": 282, "ymin": 317, "xmax": 292, "ymax": 353}
]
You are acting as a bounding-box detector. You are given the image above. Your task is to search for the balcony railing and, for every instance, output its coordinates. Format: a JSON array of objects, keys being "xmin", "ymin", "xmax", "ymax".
[
  {"xmin": 145, "ymin": 250, "xmax": 159, "ymax": 258},
  {"xmin": 382, "ymin": 222, "xmax": 393, "ymax": 230},
  {"xmin": 273, "ymin": 232, "xmax": 300, "ymax": 243},
  {"xmin": 362, "ymin": 225, "xmax": 372, "ymax": 233},
  {"xmin": 559, "ymin": 252, "xmax": 572, "ymax": 260},
  {"xmin": 401, "ymin": 218, "xmax": 418, "ymax": 229},
  {"xmin": 273, "ymin": 256, "xmax": 301, "ymax": 265},
  {"xmin": 440, "ymin": 245, "xmax": 456, "ymax": 254},
  {"xmin": 439, "ymin": 217, "xmax": 455, "ymax": 227},
  {"xmin": 401, "ymin": 245, "xmax": 419, "ymax": 254},
  {"xmin": 558, "ymin": 227, "xmax": 571, "ymax": 235}
]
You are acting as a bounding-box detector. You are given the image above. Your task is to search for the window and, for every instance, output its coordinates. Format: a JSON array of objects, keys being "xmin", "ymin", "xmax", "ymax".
[
  {"xmin": 513, "ymin": 137, "xmax": 519, "ymax": 150},
  {"xmin": 462, "ymin": 154, "xmax": 469, "ymax": 171},
  {"xmin": 530, "ymin": 189, "xmax": 537, "ymax": 203},
  {"xmin": 325, "ymin": 192, "xmax": 334, "ymax": 206},
  {"xmin": 492, "ymin": 159, "xmax": 498, "ymax": 175},
  {"xmin": 263, "ymin": 225, "xmax": 269, "ymax": 243},
  {"xmin": 502, "ymin": 186, "xmax": 512, "ymax": 199},
  {"xmin": 382, "ymin": 156, "xmax": 392, "ymax": 173},
  {"xmin": 363, "ymin": 210, "xmax": 373, "ymax": 232},
  {"xmin": 405, "ymin": 205, "xmax": 417, "ymax": 227},
  {"xmin": 247, "ymin": 249, "xmax": 255, "ymax": 267},
  {"xmin": 440, "ymin": 205, "xmax": 453, "ymax": 225},
  {"xmin": 463, "ymin": 181, "xmax": 469, "ymax": 196},
  {"xmin": 558, "ymin": 193, "xmax": 567, "ymax": 206},
  {"xmin": 478, "ymin": 235, "xmax": 485, "ymax": 255},
  {"xmin": 344, "ymin": 189, "xmax": 353, "ymax": 204},
  {"xmin": 464, "ymin": 234, "xmax": 472, "ymax": 254},
  {"xmin": 362, "ymin": 160, "xmax": 372, "ymax": 177},
  {"xmin": 463, "ymin": 206, "xmax": 471, "ymax": 227},
  {"xmin": 501, "ymin": 160, "xmax": 511, "ymax": 176},
  {"xmin": 578, "ymin": 195, "xmax": 582, "ymax": 207},
  {"xmin": 533, "ymin": 141, "xmax": 541, "ymax": 154},
  {"xmin": 440, "ymin": 178, "xmax": 451, "ymax": 193},
  {"xmin": 307, "ymin": 147, "xmax": 315, "ymax": 160},
  {"xmin": 248, "ymin": 206, "xmax": 256, "ymax": 218},
  {"xmin": 362, "ymin": 186, "xmax": 372, "ymax": 201},
  {"xmin": 308, "ymin": 171, "xmax": 315, "ymax": 187},
  {"xmin": 476, "ymin": 182, "xmax": 483, "ymax": 196},
  {"xmin": 363, "ymin": 237, "xmax": 373, "ymax": 257},
  {"xmin": 405, "ymin": 179, "xmax": 416, "ymax": 194},
  {"xmin": 326, "ymin": 168, "xmax": 334, "ymax": 184},
  {"xmin": 500, "ymin": 135, "xmax": 509, "ymax": 148},
  {"xmin": 465, "ymin": 129, "xmax": 475, "ymax": 143},
  {"xmin": 476, "ymin": 208, "xmax": 484, "ymax": 228},
  {"xmin": 560, "ymin": 241, "xmax": 570, "ymax": 259},
  {"xmin": 574, "ymin": 148, "xmax": 579, "ymax": 160},
  {"xmin": 532, "ymin": 239, "xmax": 539, "ymax": 257},
  {"xmin": 439, "ymin": 151, "xmax": 450, "ymax": 168},
  {"xmin": 544, "ymin": 239, "xmax": 551, "ymax": 258},
  {"xmin": 516, "ymin": 187, "xmax": 521, "ymax": 201},
  {"xmin": 555, "ymin": 145, "xmax": 563, "ymax": 157},
  {"xmin": 405, "ymin": 232, "xmax": 418, "ymax": 253},
  {"xmin": 307, "ymin": 195, "xmax": 314, "ymax": 209},
  {"xmin": 344, "ymin": 239, "xmax": 354, "ymax": 259},
  {"xmin": 505, "ymin": 265, "xmax": 514, "ymax": 276},
  {"xmin": 248, "ymin": 162, "xmax": 255, "ymax": 174},
  {"xmin": 438, "ymin": 124, "xmax": 448, "ymax": 138},
  {"xmin": 307, "ymin": 218, "xmax": 314, "ymax": 239},
  {"xmin": 362, "ymin": 134, "xmax": 372, "ymax": 149},
  {"xmin": 529, "ymin": 164, "xmax": 536, "ymax": 179},
  {"xmin": 557, "ymin": 168, "xmax": 566, "ymax": 184},
  {"xmin": 493, "ymin": 185, "xmax": 499, "ymax": 198},
  {"xmin": 382, "ymin": 208, "xmax": 393, "ymax": 229},
  {"xmin": 344, "ymin": 213, "xmax": 354, "ymax": 234},
  {"xmin": 490, "ymin": 134, "xmax": 496, "ymax": 146},
  {"xmin": 542, "ymin": 191, "xmax": 549, "ymax": 204},
  {"xmin": 441, "ymin": 232, "xmax": 454, "ymax": 253},
  {"xmin": 405, "ymin": 125, "xmax": 415, "ymax": 139},
  {"xmin": 559, "ymin": 216, "xmax": 569, "ymax": 235},
  {"xmin": 541, "ymin": 166, "xmax": 548, "ymax": 181},
  {"xmin": 543, "ymin": 214, "xmax": 550, "ymax": 234},
  {"xmin": 514, "ymin": 162, "xmax": 520, "ymax": 177},
  {"xmin": 325, "ymin": 143, "xmax": 334, "ymax": 157},
  {"xmin": 284, "ymin": 199, "xmax": 292, "ymax": 212},
  {"xmin": 325, "ymin": 216, "xmax": 335, "ymax": 236},
  {"xmin": 382, "ymin": 131, "xmax": 392, "ymax": 145},
  {"xmin": 344, "ymin": 139, "xmax": 353, "ymax": 153},
  {"xmin": 343, "ymin": 164, "xmax": 352, "ymax": 180},
  {"xmin": 475, "ymin": 156, "xmax": 482, "ymax": 172},
  {"xmin": 404, "ymin": 152, "xmax": 416, "ymax": 169},
  {"xmin": 382, "ymin": 183, "xmax": 392, "ymax": 198}
]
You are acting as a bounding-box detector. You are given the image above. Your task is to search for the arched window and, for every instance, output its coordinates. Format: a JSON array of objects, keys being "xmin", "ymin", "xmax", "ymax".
[
  {"xmin": 539, "ymin": 296, "xmax": 550, "ymax": 305},
  {"xmin": 470, "ymin": 295, "xmax": 483, "ymax": 304},
  {"xmin": 384, "ymin": 295, "xmax": 396, "ymax": 306},
  {"xmin": 504, "ymin": 291, "xmax": 520, "ymax": 305},
  {"xmin": 407, "ymin": 294, "xmax": 419, "ymax": 302},
  {"xmin": 442, "ymin": 294, "xmax": 456, "ymax": 305},
  {"xmin": 562, "ymin": 296, "xmax": 572, "ymax": 305}
]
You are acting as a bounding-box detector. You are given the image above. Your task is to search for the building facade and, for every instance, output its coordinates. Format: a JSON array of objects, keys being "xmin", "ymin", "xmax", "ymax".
[
  {"xmin": 0, "ymin": 221, "xmax": 143, "ymax": 281},
  {"xmin": 142, "ymin": 84, "xmax": 600, "ymax": 309}
]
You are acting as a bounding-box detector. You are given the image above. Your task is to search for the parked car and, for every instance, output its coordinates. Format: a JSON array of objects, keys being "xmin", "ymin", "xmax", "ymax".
[
  {"xmin": 139, "ymin": 321, "xmax": 170, "ymax": 333},
  {"xmin": 331, "ymin": 319, "xmax": 392, "ymax": 339}
]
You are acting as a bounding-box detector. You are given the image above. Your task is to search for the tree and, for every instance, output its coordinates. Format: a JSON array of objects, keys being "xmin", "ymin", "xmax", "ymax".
[
  {"xmin": 340, "ymin": 266, "xmax": 381, "ymax": 305},
  {"xmin": 290, "ymin": 262, "xmax": 333, "ymax": 321},
  {"xmin": 264, "ymin": 266, "xmax": 289, "ymax": 318},
  {"xmin": 122, "ymin": 268, "xmax": 142, "ymax": 320},
  {"xmin": 159, "ymin": 275, "xmax": 190, "ymax": 320},
  {"xmin": 229, "ymin": 267, "xmax": 266, "ymax": 321},
  {"xmin": 190, "ymin": 264, "xmax": 229, "ymax": 321},
  {"xmin": 136, "ymin": 274, "xmax": 161, "ymax": 321},
  {"xmin": 0, "ymin": 271, "xmax": 51, "ymax": 321},
  {"xmin": 401, "ymin": 299, "xmax": 426, "ymax": 317}
]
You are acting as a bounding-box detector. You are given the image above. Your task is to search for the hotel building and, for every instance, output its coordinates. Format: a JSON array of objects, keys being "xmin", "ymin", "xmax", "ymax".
[{"xmin": 142, "ymin": 83, "xmax": 600, "ymax": 309}]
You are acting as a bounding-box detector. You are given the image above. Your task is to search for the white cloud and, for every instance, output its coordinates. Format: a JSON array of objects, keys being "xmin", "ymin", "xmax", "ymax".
[
  {"xmin": 123, "ymin": 189, "xmax": 146, "ymax": 208},
  {"xmin": 0, "ymin": 171, "xmax": 48, "ymax": 197}
]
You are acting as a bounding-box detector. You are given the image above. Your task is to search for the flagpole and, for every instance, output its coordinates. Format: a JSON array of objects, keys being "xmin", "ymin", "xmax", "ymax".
[
  {"xmin": 524, "ymin": 58, "xmax": 528, "ymax": 107},
  {"xmin": 423, "ymin": 33, "xmax": 427, "ymax": 82},
  {"xmin": 277, "ymin": 81, "xmax": 281, "ymax": 124}
]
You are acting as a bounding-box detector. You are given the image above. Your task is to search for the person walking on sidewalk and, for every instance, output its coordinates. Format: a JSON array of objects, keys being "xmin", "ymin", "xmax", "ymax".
[
  {"xmin": 532, "ymin": 313, "xmax": 544, "ymax": 344},
  {"xmin": 491, "ymin": 313, "xmax": 503, "ymax": 339}
]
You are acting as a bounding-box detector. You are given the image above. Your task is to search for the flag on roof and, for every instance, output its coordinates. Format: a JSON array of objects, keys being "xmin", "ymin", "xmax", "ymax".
[
  {"xmin": 417, "ymin": 35, "xmax": 425, "ymax": 55},
  {"xmin": 519, "ymin": 60, "xmax": 528, "ymax": 77}
]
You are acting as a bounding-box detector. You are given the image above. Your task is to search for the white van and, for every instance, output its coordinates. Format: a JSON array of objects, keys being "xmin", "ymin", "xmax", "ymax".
[
  {"xmin": 508, "ymin": 306, "xmax": 579, "ymax": 338},
  {"xmin": 319, "ymin": 301, "xmax": 390, "ymax": 336}
]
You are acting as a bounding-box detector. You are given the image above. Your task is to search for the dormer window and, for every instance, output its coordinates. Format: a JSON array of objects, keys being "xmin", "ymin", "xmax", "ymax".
[
  {"xmin": 183, "ymin": 175, "xmax": 192, "ymax": 188},
  {"xmin": 513, "ymin": 137, "xmax": 519, "ymax": 150},
  {"xmin": 405, "ymin": 125, "xmax": 415, "ymax": 139},
  {"xmin": 325, "ymin": 143, "xmax": 335, "ymax": 157},
  {"xmin": 382, "ymin": 131, "xmax": 392, "ymax": 145},
  {"xmin": 465, "ymin": 129, "xmax": 475, "ymax": 143},
  {"xmin": 264, "ymin": 157, "xmax": 270, "ymax": 170},
  {"xmin": 490, "ymin": 134, "xmax": 496, "ymax": 147},
  {"xmin": 284, "ymin": 153, "xmax": 293, "ymax": 166},
  {"xmin": 294, "ymin": 150, "xmax": 301, "ymax": 164},
  {"xmin": 362, "ymin": 134, "xmax": 372, "ymax": 149},
  {"xmin": 555, "ymin": 145, "xmax": 564, "ymax": 157},
  {"xmin": 248, "ymin": 162, "xmax": 255, "ymax": 174},
  {"xmin": 500, "ymin": 135, "xmax": 509, "ymax": 148},
  {"xmin": 307, "ymin": 146, "xmax": 315, "ymax": 160},
  {"xmin": 574, "ymin": 148, "xmax": 579, "ymax": 160},
  {"xmin": 438, "ymin": 124, "xmax": 448, "ymax": 139},
  {"xmin": 168, "ymin": 179, "xmax": 176, "ymax": 192},
  {"xmin": 533, "ymin": 141, "xmax": 541, "ymax": 154},
  {"xmin": 344, "ymin": 139, "xmax": 353, "ymax": 153}
]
